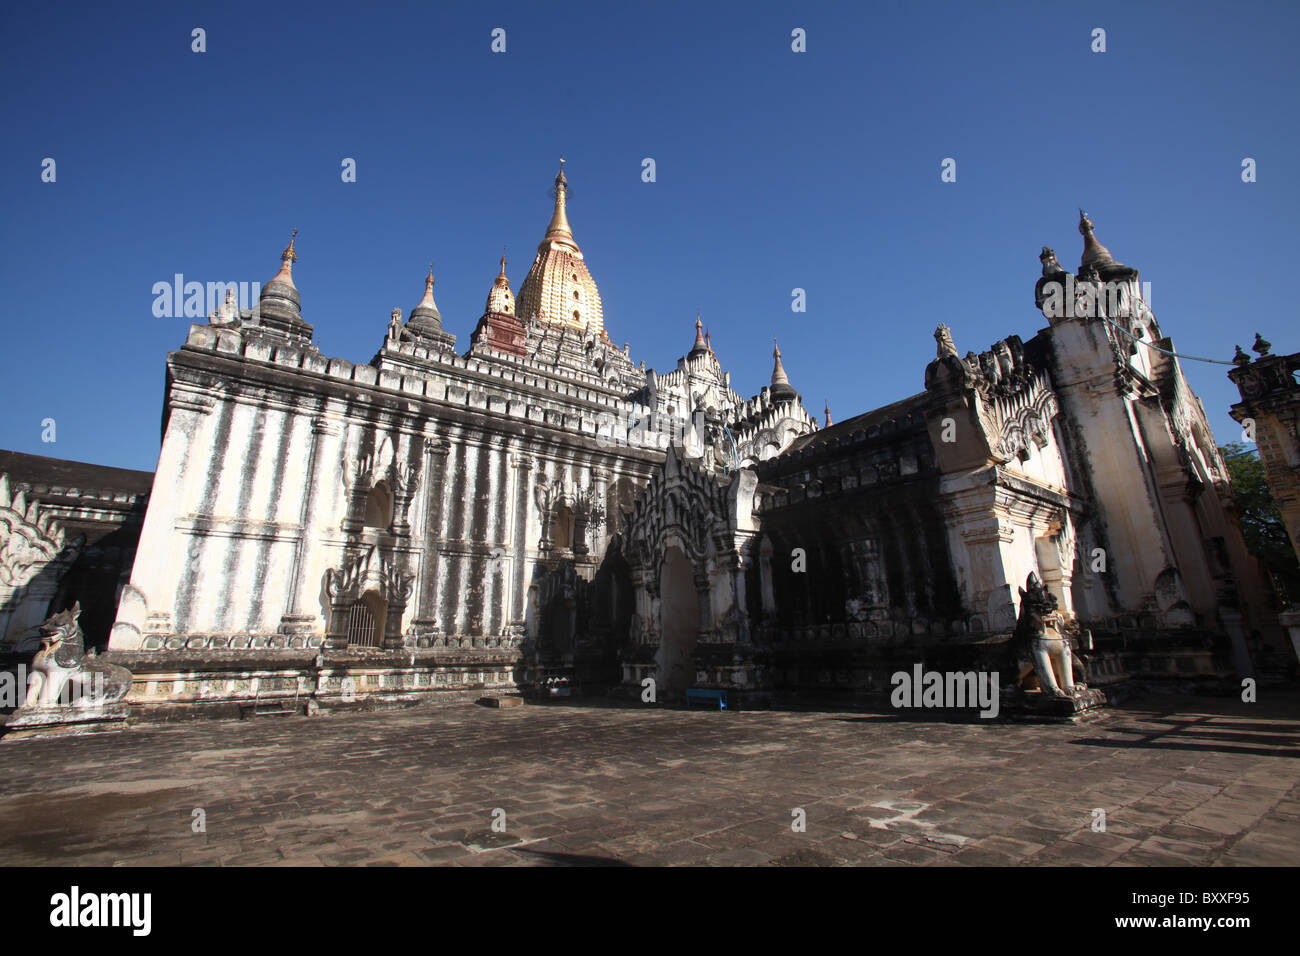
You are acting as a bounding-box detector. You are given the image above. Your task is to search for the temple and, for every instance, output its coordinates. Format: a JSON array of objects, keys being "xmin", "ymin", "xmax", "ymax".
[{"xmin": 0, "ymin": 172, "xmax": 1290, "ymax": 720}]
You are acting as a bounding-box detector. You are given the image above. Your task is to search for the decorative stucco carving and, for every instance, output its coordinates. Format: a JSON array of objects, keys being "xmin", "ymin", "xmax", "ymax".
[
  {"xmin": 325, "ymin": 545, "xmax": 414, "ymax": 606},
  {"xmin": 0, "ymin": 473, "xmax": 72, "ymax": 589},
  {"xmin": 996, "ymin": 388, "xmax": 1060, "ymax": 460}
]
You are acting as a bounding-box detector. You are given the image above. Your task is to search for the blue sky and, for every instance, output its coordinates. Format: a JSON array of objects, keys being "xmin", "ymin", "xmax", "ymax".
[{"xmin": 2, "ymin": 0, "xmax": 1297, "ymax": 472}]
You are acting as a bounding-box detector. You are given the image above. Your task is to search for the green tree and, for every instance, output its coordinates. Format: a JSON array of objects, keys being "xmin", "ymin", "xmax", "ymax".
[{"xmin": 1220, "ymin": 442, "xmax": 1300, "ymax": 606}]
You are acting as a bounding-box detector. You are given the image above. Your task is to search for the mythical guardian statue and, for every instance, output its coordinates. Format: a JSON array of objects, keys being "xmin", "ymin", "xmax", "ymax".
[
  {"xmin": 1010, "ymin": 573, "xmax": 1077, "ymax": 698},
  {"xmin": 934, "ymin": 323, "xmax": 958, "ymax": 359},
  {"xmin": 19, "ymin": 603, "xmax": 133, "ymax": 710}
]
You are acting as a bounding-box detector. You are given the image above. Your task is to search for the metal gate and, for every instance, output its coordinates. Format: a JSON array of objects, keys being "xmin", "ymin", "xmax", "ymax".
[{"xmin": 345, "ymin": 600, "xmax": 380, "ymax": 648}]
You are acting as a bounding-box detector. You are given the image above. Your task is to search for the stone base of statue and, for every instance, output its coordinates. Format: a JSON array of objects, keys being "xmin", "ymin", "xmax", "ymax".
[
  {"xmin": 2, "ymin": 702, "xmax": 129, "ymax": 740},
  {"xmin": 1002, "ymin": 685, "xmax": 1108, "ymax": 723}
]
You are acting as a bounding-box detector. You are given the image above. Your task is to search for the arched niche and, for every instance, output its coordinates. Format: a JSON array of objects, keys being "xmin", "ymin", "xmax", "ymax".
[
  {"xmin": 553, "ymin": 503, "xmax": 574, "ymax": 551},
  {"xmin": 364, "ymin": 481, "xmax": 393, "ymax": 530}
]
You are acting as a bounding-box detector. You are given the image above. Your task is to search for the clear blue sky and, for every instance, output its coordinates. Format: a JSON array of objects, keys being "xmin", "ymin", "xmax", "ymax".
[{"xmin": 2, "ymin": 0, "xmax": 1296, "ymax": 472}]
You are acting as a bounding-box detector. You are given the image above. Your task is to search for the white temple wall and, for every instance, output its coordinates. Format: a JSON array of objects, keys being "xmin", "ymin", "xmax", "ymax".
[
  {"xmin": 111, "ymin": 381, "xmax": 241, "ymax": 650},
  {"xmin": 999, "ymin": 426, "xmax": 1070, "ymax": 491},
  {"xmin": 1047, "ymin": 319, "xmax": 1177, "ymax": 611}
]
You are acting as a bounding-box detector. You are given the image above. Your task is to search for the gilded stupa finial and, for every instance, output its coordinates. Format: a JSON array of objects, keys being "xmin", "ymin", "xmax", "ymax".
[
  {"xmin": 494, "ymin": 248, "xmax": 511, "ymax": 289},
  {"xmin": 544, "ymin": 160, "xmax": 574, "ymax": 245},
  {"xmin": 269, "ymin": 228, "xmax": 299, "ymax": 287}
]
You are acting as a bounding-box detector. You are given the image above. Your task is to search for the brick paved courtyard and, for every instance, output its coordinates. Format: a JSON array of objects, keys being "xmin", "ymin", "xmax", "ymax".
[{"xmin": 1, "ymin": 693, "xmax": 1297, "ymax": 867}]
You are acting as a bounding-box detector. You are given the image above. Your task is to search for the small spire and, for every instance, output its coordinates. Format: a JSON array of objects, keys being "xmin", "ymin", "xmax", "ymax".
[
  {"xmin": 485, "ymin": 248, "xmax": 516, "ymax": 316},
  {"xmin": 410, "ymin": 260, "xmax": 440, "ymax": 321},
  {"xmin": 1252, "ymin": 332, "xmax": 1272, "ymax": 356},
  {"xmin": 271, "ymin": 228, "xmax": 298, "ymax": 286},
  {"xmin": 771, "ymin": 337, "xmax": 790, "ymax": 388},
  {"xmin": 1078, "ymin": 208, "xmax": 1122, "ymax": 271},
  {"xmin": 824, "ymin": 401, "xmax": 833, "ymax": 427},
  {"xmin": 693, "ymin": 314, "xmax": 706, "ymax": 348}
]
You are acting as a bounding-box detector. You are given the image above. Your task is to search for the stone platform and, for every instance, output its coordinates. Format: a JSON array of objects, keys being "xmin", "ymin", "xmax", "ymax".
[
  {"xmin": 0, "ymin": 703, "xmax": 129, "ymax": 740},
  {"xmin": 0, "ymin": 692, "xmax": 1296, "ymax": 866}
]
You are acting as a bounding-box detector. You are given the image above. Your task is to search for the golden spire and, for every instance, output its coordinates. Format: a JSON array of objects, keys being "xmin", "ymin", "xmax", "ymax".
[
  {"xmin": 824, "ymin": 401, "xmax": 833, "ymax": 427},
  {"xmin": 271, "ymin": 228, "xmax": 298, "ymax": 286},
  {"xmin": 495, "ymin": 248, "xmax": 509, "ymax": 287},
  {"xmin": 485, "ymin": 248, "xmax": 516, "ymax": 316},
  {"xmin": 517, "ymin": 162, "xmax": 605, "ymax": 334},
  {"xmin": 544, "ymin": 158, "xmax": 575, "ymax": 247}
]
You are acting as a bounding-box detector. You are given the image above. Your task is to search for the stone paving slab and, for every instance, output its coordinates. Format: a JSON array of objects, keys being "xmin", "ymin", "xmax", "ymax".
[{"xmin": 0, "ymin": 692, "xmax": 1297, "ymax": 866}]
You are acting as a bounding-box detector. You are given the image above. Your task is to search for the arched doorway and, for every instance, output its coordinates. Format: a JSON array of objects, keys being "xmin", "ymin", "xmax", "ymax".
[
  {"xmin": 576, "ymin": 550, "xmax": 634, "ymax": 687},
  {"xmin": 591, "ymin": 550, "xmax": 634, "ymax": 650},
  {"xmin": 656, "ymin": 545, "xmax": 698, "ymax": 698}
]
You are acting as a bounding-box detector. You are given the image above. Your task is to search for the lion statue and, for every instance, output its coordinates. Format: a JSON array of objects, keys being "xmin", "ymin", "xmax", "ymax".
[
  {"xmin": 19, "ymin": 603, "xmax": 132, "ymax": 710},
  {"xmin": 1038, "ymin": 246, "xmax": 1066, "ymax": 277},
  {"xmin": 1011, "ymin": 573, "xmax": 1078, "ymax": 698}
]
